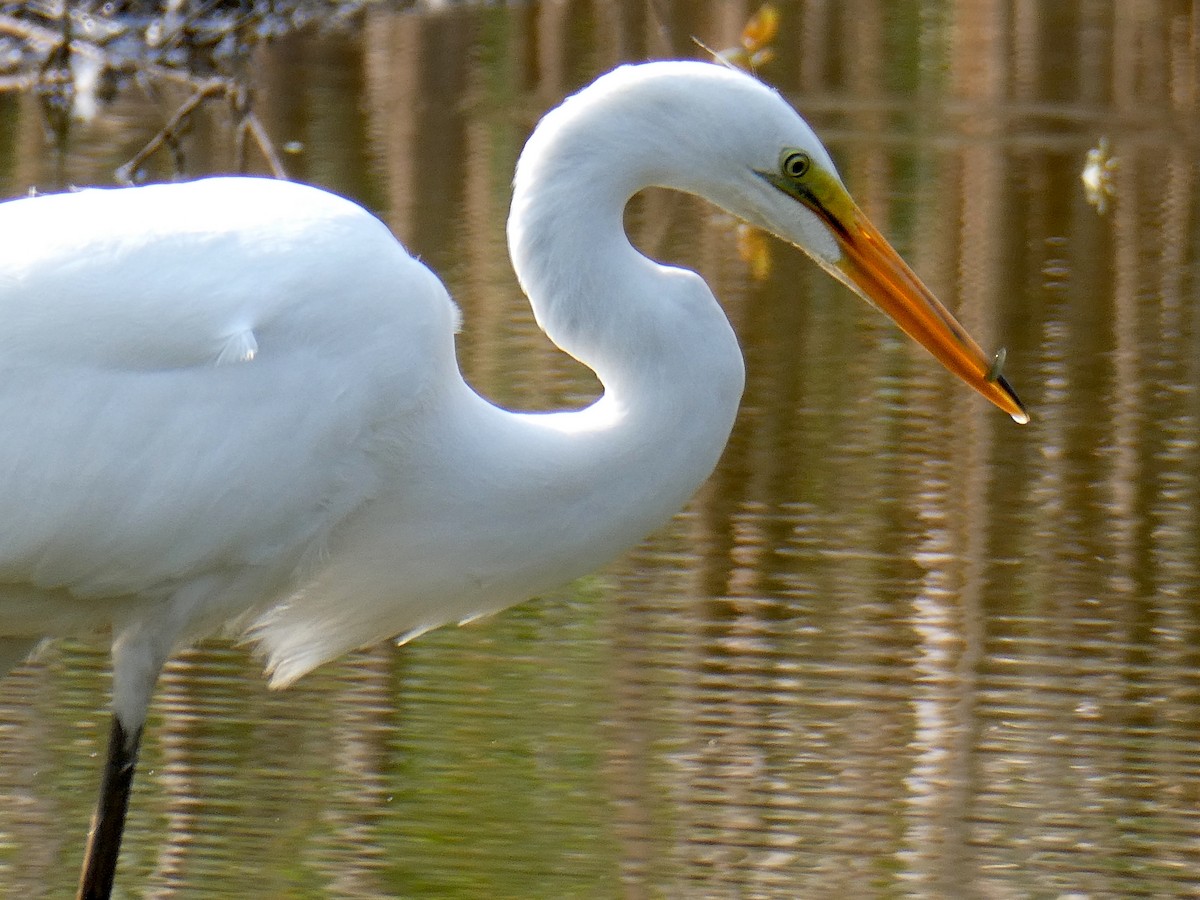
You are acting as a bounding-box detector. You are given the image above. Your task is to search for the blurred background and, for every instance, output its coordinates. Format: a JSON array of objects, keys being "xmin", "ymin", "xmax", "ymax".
[{"xmin": 0, "ymin": 1, "xmax": 1197, "ymax": 897}]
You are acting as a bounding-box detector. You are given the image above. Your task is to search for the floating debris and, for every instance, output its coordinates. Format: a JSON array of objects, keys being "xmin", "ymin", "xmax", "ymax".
[{"xmin": 1081, "ymin": 137, "xmax": 1118, "ymax": 215}]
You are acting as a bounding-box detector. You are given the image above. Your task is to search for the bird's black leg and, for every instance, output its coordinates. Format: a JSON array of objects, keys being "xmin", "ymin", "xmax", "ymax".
[{"xmin": 76, "ymin": 715, "xmax": 143, "ymax": 900}]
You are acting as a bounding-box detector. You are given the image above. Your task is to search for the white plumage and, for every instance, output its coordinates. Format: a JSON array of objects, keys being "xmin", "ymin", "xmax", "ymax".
[
  {"xmin": 0, "ymin": 61, "xmax": 1024, "ymax": 897},
  {"xmin": 0, "ymin": 180, "xmax": 460, "ymax": 690}
]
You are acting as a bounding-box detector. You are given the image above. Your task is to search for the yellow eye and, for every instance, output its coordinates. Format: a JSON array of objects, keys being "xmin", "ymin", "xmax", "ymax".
[{"xmin": 781, "ymin": 149, "xmax": 811, "ymax": 180}]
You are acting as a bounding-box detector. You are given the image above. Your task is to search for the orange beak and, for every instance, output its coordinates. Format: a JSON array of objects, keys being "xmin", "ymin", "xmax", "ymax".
[{"xmin": 827, "ymin": 201, "xmax": 1029, "ymax": 424}]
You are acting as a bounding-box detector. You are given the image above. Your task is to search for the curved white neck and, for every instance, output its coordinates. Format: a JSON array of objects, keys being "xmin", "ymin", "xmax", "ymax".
[
  {"xmin": 490, "ymin": 88, "xmax": 746, "ymax": 559},
  {"xmin": 506, "ymin": 89, "xmax": 745, "ymax": 417}
]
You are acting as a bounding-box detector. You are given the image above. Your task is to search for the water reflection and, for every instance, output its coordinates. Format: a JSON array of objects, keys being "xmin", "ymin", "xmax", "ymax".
[{"xmin": 0, "ymin": 2, "xmax": 1198, "ymax": 898}]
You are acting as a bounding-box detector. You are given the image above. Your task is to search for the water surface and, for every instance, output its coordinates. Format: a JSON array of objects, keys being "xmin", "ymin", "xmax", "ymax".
[{"xmin": 0, "ymin": 3, "xmax": 1198, "ymax": 897}]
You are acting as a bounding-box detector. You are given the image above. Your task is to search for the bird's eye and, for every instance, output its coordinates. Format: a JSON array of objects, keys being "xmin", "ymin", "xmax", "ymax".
[{"xmin": 780, "ymin": 149, "xmax": 811, "ymax": 180}]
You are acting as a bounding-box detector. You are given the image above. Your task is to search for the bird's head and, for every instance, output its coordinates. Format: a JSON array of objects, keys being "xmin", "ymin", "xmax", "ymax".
[{"xmin": 572, "ymin": 61, "xmax": 1029, "ymax": 424}]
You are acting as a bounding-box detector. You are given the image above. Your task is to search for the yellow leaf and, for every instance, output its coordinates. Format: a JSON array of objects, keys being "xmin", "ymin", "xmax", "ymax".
[
  {"xmin": 737, "ymin": 224, "xmax": 773, "ymax": 281},
  {"xmin": 742, "ymin": 4, "xmax": 780, "ymax": 53}
]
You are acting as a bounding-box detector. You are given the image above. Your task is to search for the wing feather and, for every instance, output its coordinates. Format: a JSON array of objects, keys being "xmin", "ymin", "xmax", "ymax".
[{"xmin": 0, "ymin": 178, "xmax": 459, "ymax": 616}]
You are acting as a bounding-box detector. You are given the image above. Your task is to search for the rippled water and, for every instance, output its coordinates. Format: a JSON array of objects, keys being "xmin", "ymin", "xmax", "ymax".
[{"xmin": 1, "ymin": 3, "xmax": 1198, "ymax": 898}]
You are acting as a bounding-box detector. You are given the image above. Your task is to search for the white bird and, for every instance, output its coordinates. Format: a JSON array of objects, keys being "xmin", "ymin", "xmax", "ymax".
[{"xmin": 0, "ymin": 61, "xmax": 1027, "ymax": 899}]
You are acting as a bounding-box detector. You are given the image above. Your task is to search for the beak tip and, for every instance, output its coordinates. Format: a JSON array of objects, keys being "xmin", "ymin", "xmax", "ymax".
[{"xmin": 996, "ymin": 374, "xmax": 1030, "ymax": 425}]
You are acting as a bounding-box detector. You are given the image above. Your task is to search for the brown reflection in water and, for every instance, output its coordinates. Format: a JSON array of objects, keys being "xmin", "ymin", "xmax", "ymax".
[
  {"xmin": 144, "ymin": 652, "xmax": 207, "ymax": 894},
  {"xmin": 0, "ymin": 2, "xmax": 1199, "ymax": 898},
  {"xmin": 363, "ymin": 8, "xmax": 475, "ymax": 259},
  {"xmin": 0, "ymin": 663, "xmax": 61, "ymax": 896},
  {"xmin": 309, "ymin": 646, "xmax": 394, "ymax": 899}
]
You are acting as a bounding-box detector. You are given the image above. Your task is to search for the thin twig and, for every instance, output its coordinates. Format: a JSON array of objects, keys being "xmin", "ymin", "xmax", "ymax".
[
  {"xmin": 114, "ymin": 77, "xmax": 227, "ymax": 183},
  {"xmin": 240, "ymin": 109, "xmax": 288, "ymax": 178}
]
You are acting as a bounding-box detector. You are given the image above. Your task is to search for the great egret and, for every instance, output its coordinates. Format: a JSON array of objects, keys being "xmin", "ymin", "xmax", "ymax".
[{"xmin": 0, "ymin": 60, "xmax": 1027, "ymax": 899}]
